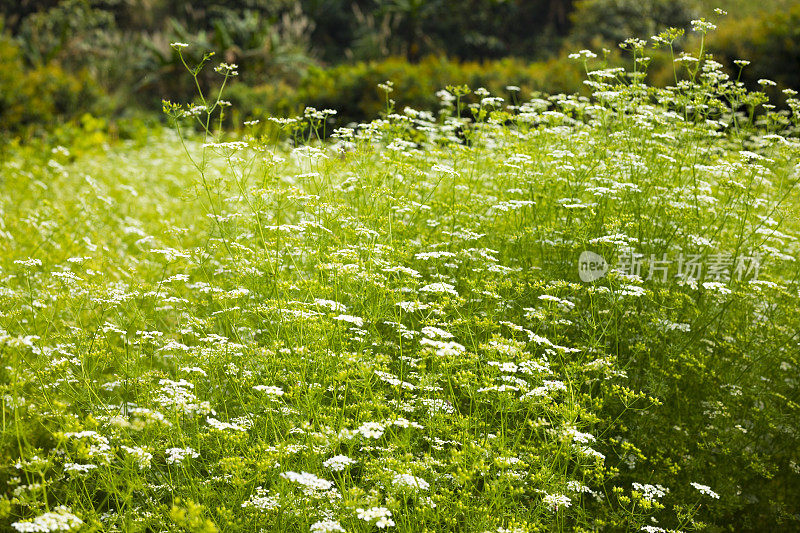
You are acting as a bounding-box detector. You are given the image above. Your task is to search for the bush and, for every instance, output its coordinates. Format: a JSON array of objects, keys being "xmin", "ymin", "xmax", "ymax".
[
  {"xmin": 0, "ymin": 32, "xmax": 106, "ymax": 137},
  {"xmin": 569, "ymin": 0, "xmax": 698, "ymax": 47},
  {"xmin": 228, "ymin": 55, "xmax": 586, "ymax": 126},
  {"xmin": 709, "ymin": 5, "xmax": 800, "ymax": 95}
]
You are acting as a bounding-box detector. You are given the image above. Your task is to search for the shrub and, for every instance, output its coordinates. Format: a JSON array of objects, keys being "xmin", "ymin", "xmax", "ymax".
[
  {"xmin": 709, "ymin": 5, "xmax": 800, "ymax": 95},
  {"xmin": 0, "ymin": 32, "xmax": 106, "ymax": 137},
  {"xmin": 569, "ymin": 0, "xmax": 698, "ymax": 47},
  {"xmin": 229, "ymin": 55, "xmax": 586, "ymax": 126}
]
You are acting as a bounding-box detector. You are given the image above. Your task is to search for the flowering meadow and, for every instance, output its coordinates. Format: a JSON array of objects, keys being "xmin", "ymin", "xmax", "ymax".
[{"xmin": 2, "ymin": 20, "xmax": 800, "ymax": 533}]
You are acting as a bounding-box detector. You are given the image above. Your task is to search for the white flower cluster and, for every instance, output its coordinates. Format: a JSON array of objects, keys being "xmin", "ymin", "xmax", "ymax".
[
  {"xmin": 310, "ymin": 520, "xmax": 345, "ymax": 532},
  {"xmin": 333, "ymin": 314, "xmax": 364, "ymax": 327},
  {"xmin": 121, "ymin": 446, "xmax": 152, "ymax": 470},
  {"xmin": 396, "ymin": 301, "xmax": 429, "ymax": 312},
  {"xmin": 314, "ymin": 299, "xmax": 347, "ymax": 312},
  {"xmin": 420, "ymin": 338, "xmax": 465, "ymax": 357},
  {"xmin": 566, "ymin": 480, "xmax": 594, "ymax": 494},
  {"xmin": 419, "ymin": 282, "xmax": 459, "ymax": 296},
  {"xmin": 421, "ymin": 326, "xmax": 454, "ymax": 339},
  {"xmin": 12, "ymin": 507, "xmax": 82, "ymax": 532},
  {"xmin": 165, "ymin": 447, "xmax": 199, "ymax": 465},
  {"xmin": 488, "ymin": 361, "xmax": 519, "ymax": 373},
  {"xmin": 63, "ymin": 463, "xmax": 97, "ymax": 475},
  {"xmin": 419, "ymin": 398, "xmax": 455, "ymax": 414},
  {"xmin": 323, "ymin": 455, "xmax": 356, "ymax": 471},
  {"xmin": 632, "ymin": 482, "xmax": 669, "ymax": 502},
  {"xmin": 253, "ymin": 385, "xmax": 285, "ymax": 396},
  {"xmin": 357, "ymin": 506, "xmax": 395, "ymax": 528},
  {"xmin": 374, "ymin": 371, "xmax": 416, "ymax": 390},
  {"xmin": 280, "ymin": 471, "xmax": 334, "ymax": 493},
  {"xmin": 523, "ymin": 379, "xmax": 566, "ymax": 398},
  {"xmin": 415, "ymin": 251, "xmax": 457, "ymax": 261},
  {"xmin": 63, "ymin": 431, "xmax": 112, "ymax": 463},
  {"xmin": 392, "ymin": 417, "xmax": 423, "ymax": 429},
  {"xmin": 206, "ymin": 417, "xmax": 247, "ymax": 432},
  {"xmin": 392, "ymin": 473, "xmax": 430, "ymax": 491},
  {"xmin": 154, "ymin": 379, "xmax": 213, "ymax": 416},
  {"xmin": 241, "ymin": 486, "xmax": 279, "ymax": 510},
  {"xmin": 561, "ymin": 426, "xmax": 596, "ymax": 444},
  {"xmin": 357, "ymin": 421, "xmax": 386, "ymax": 439},
  {"xmin": 568, "ymin": 49, "xmax": 598, "ymax": 60},
  {"xmin": 542, "ymin": 492, "xmax": 571, "ymax": 511},
  {"xmin": 690, "ymin": 482, "xmax": 720, "ymax": 499}
]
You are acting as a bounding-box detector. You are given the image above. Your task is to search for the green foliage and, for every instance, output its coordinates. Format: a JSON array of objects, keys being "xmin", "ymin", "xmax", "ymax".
[
  {"xmin": 2, "ymin": 26, "xmax": 800, "ymax": 531},
  {"xmin": 569, "ymin": 0, "xmax": 698, "ymax": 47},
  {"xmin": 0, "ymin": 32, "xmax": 106, "ymax": 137},
  {"xmin": 15, "ymin": 0, "xmax": 114, "ymax": 66},
  {"xmin": 3, "ymin": 0, "xmax": 798, "ymax": 127},
  {"xmin": 709, "ymin": 5, "xmax": 800, "ymax": 94},
  {"xmin": 305, "ymin": 0, "xmax": 577, "ymax": 63},
  {"xmin": 229, "ymin": 55, "xmax": 586, "ymax": 127}
]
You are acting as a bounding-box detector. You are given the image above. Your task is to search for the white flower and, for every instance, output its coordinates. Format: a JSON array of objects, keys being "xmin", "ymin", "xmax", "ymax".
[
  {"xmin": 690, "ymin": 482, "xmax": 720, "ymax": 499},
  {"xmin": 633, "ymin": 483, "xmax": 669, "ymax": 501},
  {"xmin": 562, "ymin": 425, "xmax": 595, "ymax": 444},
  {"xmin": 241, "ymin": 486, "xmax": 279, "ymax": 510},
  {"xmin": 214, "ymin": 63, "xmax": 239, "ymax": 75},
  {"xmin": 419, "ymin": 279, "xmax": 458, "ymax": 293},
  {"xmin": 357, "ymin": 507, "xmax": 395, "ymax": 528},
  {"xmin": 310, "ymin": 520, "xmax": 345, "ymax": 532},
  {"xmin": 542, "ymin": 492, "xmax": 571, "ymax": 511},
  {"xmin": 12, "ymin": 506, "xmax": 82, "ymax": 532},
  {"xmin": 396, "ymin": 301, "xmax": 429, "ymax": 312},
  {"xmin": 392, "ymin": 417, "xmax": 423, "ymax": 429},
  {"xmin": 333, "ymin": 314, "xmax": 364, "ymax": 327},
  {"xmin": 702, "ymin": 281, "xmax": 731, "ymax": 295},
  {"xmin": 566, "ymin": 480, "xmax": 594, "ymax": 494},
  {"xmin": 690, "ymin": 19, "xmax": 716, "ymax": 32},
  {"xmin": 323, "ymin": 455, "xmax": 356, "ymax": 471},
  {"xmin": 280, "ymin": 471, "xmax": 334, "ymax": 492},
  {"xmin": 206, "ymin": 417, "xmax": 247, "ymax": 432},
  {"xmin": 180, "ymin": 366, "xmax": 207, "ymax": 376},
  {"xmin": 421, "ymin": 326, "xmax": 454, "ymax": 339},
  {"xmin": 315, "ymin": 299, "xmax": 347, "ymax": 312},
  {"xmin": 568, "ymin": 49, "xmax": 597, "ymax": 60},
  {"xmin": 253, "ymin": 385, "xmax": 285, "ymax": 396},
  {"xmin": 170, "ymin": 42, "xmax": 189, "ymax": 49},
  {"xmin": 121, "ymin": 446, "xmax": 152, "ymax": 470},
  {"xmin": 376, "ymin": 516, "xmax": 395, "ymax": 529},
  {"xmin": 63, "ymin": 463, "xmax": 97, "ymax": 475},
  {"xmin": 165, "ymin": 447, "xmax": 199, "ymax": 464},
  {"xmin": 392, "ymin": 473, "xmax": 430, "ymax": 491},
  {"xmin": 420, "ymin": 338, "xmax": 465, "ymax": 357},
  {"xmin": 13, "ymin": 258, "xmax": 42, "ymax": 268},
  {"xmin": 357, "ymin": 421, "xmax": 385, "ymax": 439},
  {"xmin": 154, "ymin": 379, "xmax": 213, "ymax": 416}
]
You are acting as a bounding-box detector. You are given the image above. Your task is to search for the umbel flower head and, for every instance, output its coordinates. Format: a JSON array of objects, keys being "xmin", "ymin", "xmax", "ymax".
[{"xmin": 12, "ymin": 506, "xmax": 83, "ymax": 532}]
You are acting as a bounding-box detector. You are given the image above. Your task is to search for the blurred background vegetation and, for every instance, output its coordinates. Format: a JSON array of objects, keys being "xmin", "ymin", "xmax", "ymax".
[{"xmin": 1, "ymin": 0, "xmax": 798, "ymax": 140}]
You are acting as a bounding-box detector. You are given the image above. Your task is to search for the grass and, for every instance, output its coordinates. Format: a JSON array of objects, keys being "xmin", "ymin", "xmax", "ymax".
[{"xmin": 1, "ymin": 24, "xmax": 800, "ymax": 533}]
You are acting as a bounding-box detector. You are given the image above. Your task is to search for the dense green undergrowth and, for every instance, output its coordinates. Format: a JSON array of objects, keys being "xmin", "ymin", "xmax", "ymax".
[
  {"xmin": 4, "ymin": 1, "xmax": 800, "ymax": 137},
  {"xmin": 1, "ymin": 19, "xmax": 800, "ymax": 533}
]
